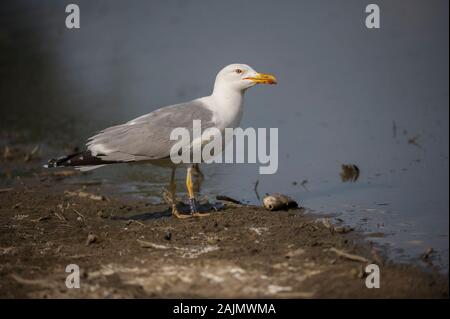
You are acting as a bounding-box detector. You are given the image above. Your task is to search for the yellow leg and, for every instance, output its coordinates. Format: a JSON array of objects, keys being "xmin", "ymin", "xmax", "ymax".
[
  {"xmin": 186, "ymin": 166, "xmax": 195, "ymax": 199},
  {"xmin": 191, "ymin": 163, "xmax": 204, "ymax": 194},
  {"xmin": 168, "ymin": 167, "xmax": 191, "ymax": 219},
  {"xmin": 186, "ymin": 165, "xmax": 209, "ymax": 217}
]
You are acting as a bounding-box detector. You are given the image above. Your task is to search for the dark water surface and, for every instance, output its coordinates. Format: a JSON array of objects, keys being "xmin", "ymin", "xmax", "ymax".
[{"xmin": 0, "ymin": 0, "xmax": 448, "ymax": 270}]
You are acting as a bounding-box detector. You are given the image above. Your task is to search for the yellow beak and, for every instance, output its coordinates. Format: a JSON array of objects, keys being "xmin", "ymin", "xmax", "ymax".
[{"xmin": 244, "ymin": 73, "xmax": 277, "ymax": 85}]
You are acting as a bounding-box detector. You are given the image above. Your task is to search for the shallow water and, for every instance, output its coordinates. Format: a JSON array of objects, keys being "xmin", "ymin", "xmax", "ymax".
[{"xmin": 0, "ymin": 0, "xmax": 448, "ymax": 270}]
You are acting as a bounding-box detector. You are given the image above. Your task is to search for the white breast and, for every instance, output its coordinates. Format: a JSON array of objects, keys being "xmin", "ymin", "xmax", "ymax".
[{"xmin": 203, "ymin": 91, "xmax": 245, "ymax": 131}]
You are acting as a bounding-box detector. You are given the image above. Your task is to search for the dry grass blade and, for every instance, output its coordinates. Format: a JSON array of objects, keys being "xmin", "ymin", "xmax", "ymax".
[
  {"xmin": 137, "ymin": 239, "xmax": 170, "ymax": 250},
  {"xmin": 329, "ymin": 247, "xmax": 369, "ymax": 263},
  {"xmin": 10, "ymin": 274, "xmax": 55, "ymax": 288}
]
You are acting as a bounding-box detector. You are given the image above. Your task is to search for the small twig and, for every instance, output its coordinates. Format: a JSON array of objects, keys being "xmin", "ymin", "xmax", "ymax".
[
  {"xmin": 30, "ymin": 215, "xmax": 51, "ymax": 222},
  {"xmin": 300, "ymin": 180, "xmax": 309, "ymax": 191},
  {"xmin": 16, "ymin": 176, "xmax": 31, "ymax": 192},
  {"xmin": 421, "ymin": 248, "xmax": 434, "ymax": 261},
  {"xmin": 53, "ymin": 212, "xmax": 66, "ymax": 221},
  {"xmin": 408, "ymin": 135, "xmax": 423, "ymax": 149},
  {"xmin": 254, "ymin": 180, "xmax": 261, "ymax": 201},
  {"xmin": 12, "ymin": 202, "xmax": 22, "ymax": 209},
  {"xmin": 329, "ymin": 247, "xmax": 369, "ymax": 263},
  {"xmin": 0, "ymin": 188, "xmax": 13, "ymax": 193},
  {"xmin": 65, "ymin": 190, "xmax": 107, "ymax": 201},
  {"xmin": 71, "ymin": 208, "xmax": 85, "ymax": 219},
  {"xmin": 10, "ymin": 274, "xmax": 54, "ymax": 288},
  {"xmin": 128, "ymin": 220, "xmax": 145, "ymax": 227},
  {"xmin": 66, "ymin": 254, "xmax": 95, "ymax": 259},
  {"xmin": 137, "ymin": 239, "xmax": 170, "ymax": 250},
  {"xmin": 216, "ymin": 195, "xmax": 242, "ymax": 205}
]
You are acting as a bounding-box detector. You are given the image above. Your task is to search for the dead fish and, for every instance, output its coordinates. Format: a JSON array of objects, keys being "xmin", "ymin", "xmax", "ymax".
[
  {"xmin": 340, "ymin": 164, "xmax": 360, "ymax": 182},
  {"xmin": 263, "ymin": 193, "xmax": 298, "ymax": 211}
]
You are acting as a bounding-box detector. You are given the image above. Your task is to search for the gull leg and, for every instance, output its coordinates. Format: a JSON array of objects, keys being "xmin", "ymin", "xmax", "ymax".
[
  {"xmin": 191, "ymin": 163, "xmax": 204, "ymax": 194},
  {"xmin": 168, "ymin": 167, "xmax": 191, "ymax": 219},
  {"xmin": 186, "ymin": 165, "xmax": 210, "ymax": 217}
]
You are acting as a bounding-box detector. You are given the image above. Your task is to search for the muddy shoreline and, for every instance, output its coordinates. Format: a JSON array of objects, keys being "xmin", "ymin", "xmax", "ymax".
[
  {"xmin": 0, "ymin": 142, "xmax": 448, "ymax": 298},
  {"xmin": 0, "ymin": 183, "xmax": 447, "ymax": 298}
]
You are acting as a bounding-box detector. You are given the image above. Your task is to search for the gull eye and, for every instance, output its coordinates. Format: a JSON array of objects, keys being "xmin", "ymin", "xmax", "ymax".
[{"xmin": 235, "ymin": 69, "xmax": 243, "ymax": 74}]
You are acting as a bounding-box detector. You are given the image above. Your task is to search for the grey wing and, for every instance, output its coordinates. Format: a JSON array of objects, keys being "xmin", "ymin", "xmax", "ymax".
[{"xmin": 86, "ymin": 99, "xmax": 215, "ymax": 162}]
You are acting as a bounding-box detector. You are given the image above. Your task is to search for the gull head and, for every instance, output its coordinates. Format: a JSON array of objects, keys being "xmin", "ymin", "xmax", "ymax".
[{"xmin": 213, "ymin": 64, "xmax": 277, "ymax": 92}]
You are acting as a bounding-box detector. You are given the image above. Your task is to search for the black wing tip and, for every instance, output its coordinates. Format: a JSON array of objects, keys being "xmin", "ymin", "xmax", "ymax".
[
  {"xmin": 45, "ymin": 150, "xmax": 119, "ymax": 168},
  {"xmin": 43, "ymin": 161, "xmax": 56, "ymax": 168},
  {"xmin": 44, "ymin": 154, "xmax": 79, "ymax": 168}
]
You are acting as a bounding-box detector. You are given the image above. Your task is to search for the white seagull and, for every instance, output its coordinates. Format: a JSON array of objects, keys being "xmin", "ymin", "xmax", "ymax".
[{"xmin": 46, "ymin": 64, "xmax": 277, "ymax": 218}]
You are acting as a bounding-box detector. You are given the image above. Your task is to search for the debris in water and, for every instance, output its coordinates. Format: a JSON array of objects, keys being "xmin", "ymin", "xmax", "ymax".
[
  {"xmin": 12, "ymin": 202, "xmax": 22, "ymax": 209},
  {"xmin": 300, "ymin": 179, "xmax": 309, "ymax": 191},
  {"xmin": 263, "ymin": 193, "xmax": 298, "ymax": 211},
  {"xmin": 421, "ymin": 248, "xmax": 434, "ymax": 262},
  {"xmin": 254, "ymin": 179, "xmax": 261, "ymax": 201},
  {"xmin": 340, "ymin": 164, "xmax": 360, "ymax": 182},
  {"xmin": 31, "ymin": 215, "xmax": 51, "ymax": 223},
  {"xmin": 216, "ymin": 195, "xmax": 242, "ymax": 205},
  {"xmin": 334, "ymin": 226, "xmax": 354, "ymax": 234},
  {"xmin": 137, "ymin": 239, "xmax": 170, "ymax": 250},
  {"xmin": 408, "ymin": 135, "xmax": 423, "ymax": 149}
]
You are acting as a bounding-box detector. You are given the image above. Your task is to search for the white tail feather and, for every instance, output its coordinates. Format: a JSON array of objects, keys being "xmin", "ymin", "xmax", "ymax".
[{"xmin": 75, "ymin": 165, "xmax": 106, "ymax": 172}]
